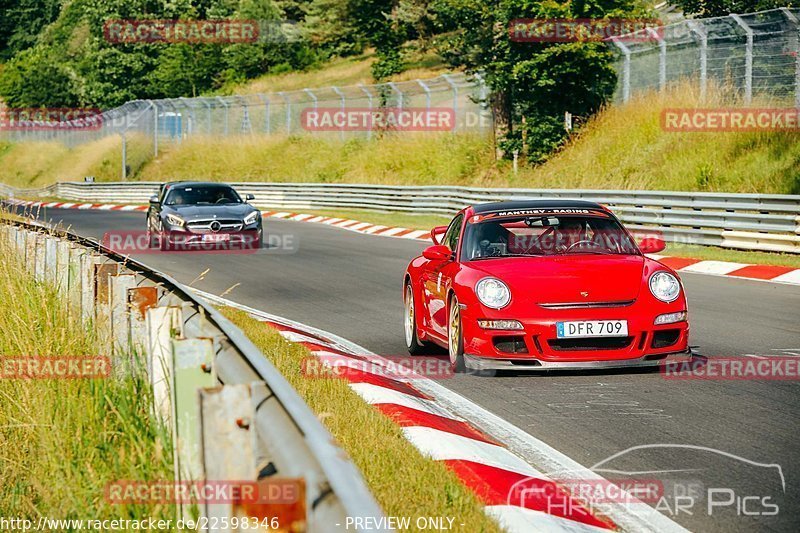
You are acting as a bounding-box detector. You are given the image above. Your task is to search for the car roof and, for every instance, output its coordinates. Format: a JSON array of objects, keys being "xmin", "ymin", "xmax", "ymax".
[
  {"xmin": 163, "ymin": 181, "xmax": 233, "ymax": 189},
  {"xmin": 471, "ymin": 199, "xmax": 605, "ymax": 213}
]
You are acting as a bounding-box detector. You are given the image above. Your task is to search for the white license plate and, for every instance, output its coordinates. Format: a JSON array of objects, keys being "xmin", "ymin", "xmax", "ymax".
[
  {"xmin": 202, "ymin": 234, "xmax": 230, "ymax": 242},
  {"xmin": 556, "ymin": 320, "xmax": 628, "ymax": 338}
]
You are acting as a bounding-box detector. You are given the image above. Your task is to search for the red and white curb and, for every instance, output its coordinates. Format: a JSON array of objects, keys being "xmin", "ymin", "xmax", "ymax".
[
  {"xmin": 5, "ymin": 199, "xmax": 149, "ymax": 212},
  {"xmin": 6, "ymin": 199, "xmax": 799, "ymax": 285},
  {"xmin": 646, "ymin": 254, "xmax": 800, "ymax": 285},
  {"xmin": 194, "ymin": 289, "xmax": 688, "ymax": 533},
  {"xmin": 264, "ymin": 211, "xmax": 431, "ymax": 241}
]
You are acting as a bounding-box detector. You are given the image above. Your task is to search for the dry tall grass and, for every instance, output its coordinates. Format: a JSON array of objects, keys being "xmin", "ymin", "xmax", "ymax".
[{"xmin": 0, "ymin": 229, "xmax": 174, "ymax": 520}]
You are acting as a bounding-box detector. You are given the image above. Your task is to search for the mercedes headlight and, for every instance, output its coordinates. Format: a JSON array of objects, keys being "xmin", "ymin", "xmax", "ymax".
[
  {"xmin": 165, "ymin": 213, "xmax": 184, "ymax": 227},
  {"xmin": 649, "ymin": 271, "xmax": 681, "ymax": 303},
  {"xmin": 244, "ymin": 211, "xmax": 259, "ymax": 225},
  {"xmin": 475, "ymin": 278, "xmax": 511, "ymax": 309}
]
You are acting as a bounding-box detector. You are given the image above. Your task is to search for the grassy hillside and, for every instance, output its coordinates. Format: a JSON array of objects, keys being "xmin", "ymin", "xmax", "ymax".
[
  {"xmin": 0, "ymin": 83, "xmax": 798, "ymax": 193},
  {"xmin": 226, "ymin": 50, "xmax": 452, "ymax": 95}
]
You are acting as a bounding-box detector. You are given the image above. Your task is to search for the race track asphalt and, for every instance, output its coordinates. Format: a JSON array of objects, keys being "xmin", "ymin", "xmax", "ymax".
[{"xmin": 22, "ymin": 206, "xmax": 800, "ymax": 532}]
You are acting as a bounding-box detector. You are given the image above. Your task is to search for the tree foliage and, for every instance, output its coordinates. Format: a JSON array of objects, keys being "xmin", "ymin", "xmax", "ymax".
[
  {"xmin": 0, "ymin": 0, "xmax": 667, "ymax": 163},
  {"xmin": 0, "ymin": 0, "xmax": 331, "ymax": 107},
  {"xmin": 672, "ymin": 0, "xmax": 793, "ymax": 17}
]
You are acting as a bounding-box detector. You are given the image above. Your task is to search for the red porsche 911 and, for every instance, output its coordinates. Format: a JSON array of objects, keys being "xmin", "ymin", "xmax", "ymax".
[{"xmin": 403, "ymin": 200, "xmax": 692, "ymax": 373}]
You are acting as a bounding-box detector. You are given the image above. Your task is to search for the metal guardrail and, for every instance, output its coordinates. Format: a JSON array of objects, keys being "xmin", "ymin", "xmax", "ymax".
[
  {"xmin": 0, "ymin": 217, "xmax": 387, "ymax": 532},
  {"xmin": 2, "ymin": 181, "xmax": 799, "ymax": 253}
]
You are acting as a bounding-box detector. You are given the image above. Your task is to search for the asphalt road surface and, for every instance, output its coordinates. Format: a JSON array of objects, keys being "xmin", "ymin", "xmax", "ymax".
[{"xmin": 22, "ymin": 206, "xmax": 800, "ymax": 532}]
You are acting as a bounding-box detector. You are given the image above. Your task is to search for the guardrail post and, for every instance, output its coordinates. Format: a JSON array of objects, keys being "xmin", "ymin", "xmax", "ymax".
[
  {"xmin": 68, "ymin": 244, "xmax": 86, "ymax": 319},
  {"xmin": 200, "ymin": 384, "xmax": 258, "ymax": 528},
  {"xmin": 94, "ymin": 261, "xmax": 119, "ymax": 327},
  {"xmin": 80, "ymin": 252, "xmax": 96, "ymax": 322},
  {"xmin": 44, "ymin": 236, "xmax": 59, "ymax": 286},
  {"xmin": 4, "ymin": 225, "xmax": 16, "ymax": 250},
  {"xmin": 14, "ymin": 226, "xmax": 25, "ymax": 257},
  {"xmin": 34, "ymin": 234, "xmax": 46, "ymax": 282},
  {"xmin": 56, "ymin": 239, "xmax": 70, "ymax": 294},
  {"xmin": 23, "ymin": 230, "xmax": 35, "ymax": 273},
  {"xmin": 109, "ymin": 273, "xmax": 137, "ymax": 365},
  {"xmin": 171, "ymin": 338, "xmax": 216, "ymax": 493},
  {"xmin": 128, "ymin": 286, "xmax": 158, "ymax": 351},
  {"xmin": 146, "ymin": 306, "xmax": 184, "ymax": 423},
  {"xmin": 730, "ymin": 14, "xmax": 753, "ymax": 104}
]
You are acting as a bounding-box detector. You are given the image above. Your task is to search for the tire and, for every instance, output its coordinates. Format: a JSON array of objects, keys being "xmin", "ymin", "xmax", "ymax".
[
  {"xmin": 448, "ymin": 296, "xmax": 467, "ymax": 373},
  {"xmin": 404, "ymin": 283, "xmax": 431, "ymax": 355},
  {"xmin": 159, "ymin": 231, "xmax": 171, "ymax": 251},
  {"xmin": 146, "ymin": 224, "xmax": 157, "ymax": 249}
]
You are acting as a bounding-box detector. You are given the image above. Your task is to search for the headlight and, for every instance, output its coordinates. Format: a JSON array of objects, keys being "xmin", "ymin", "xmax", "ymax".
[
  {"xmin": 165, "ymin": 213, "xmax": 184, "ymax": 227},
  {"xmin": 655, "ymin": 311, "xmax": 687, "ymax": 325},
  {"xmin": 244, "ymin": 211, "xmax": 259, "ymax": 225},
  {"xmin": 478, "ymin": 319, "xmax": 523, "ymax": 330},
  {"xmin": 649, "ymin": 271, "xmax": 681, "ymax": 303},
  {"xmin": 475, "ymin": 278, "xmax": 511, "ymax": 309}
]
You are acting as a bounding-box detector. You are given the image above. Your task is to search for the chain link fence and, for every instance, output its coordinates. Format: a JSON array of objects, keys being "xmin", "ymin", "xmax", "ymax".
[
  {"xmin": 609, "ymin": 7, "xmax": 800, "ymax": 104},
  {"xmin": 0, "ymin": 72, "xmax": 491, "ymax": 154}
]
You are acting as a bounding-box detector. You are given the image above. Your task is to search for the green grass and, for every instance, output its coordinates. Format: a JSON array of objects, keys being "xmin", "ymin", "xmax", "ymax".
[
  {"xmin": 221, "ymin": 307, "xmax": 502, "ymax": 533},
  {"xmin": 0, "ymin": 225, "xmax": 175, "ymax": 521},
  {"xmin": 226, "ymin": 50, "xmax": 452, "ymax": 95}
]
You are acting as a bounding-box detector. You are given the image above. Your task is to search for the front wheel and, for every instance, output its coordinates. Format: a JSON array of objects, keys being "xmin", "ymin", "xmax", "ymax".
[{"xmin": 448, "ymin": 296, "xmax": 466, "ymax": 373}]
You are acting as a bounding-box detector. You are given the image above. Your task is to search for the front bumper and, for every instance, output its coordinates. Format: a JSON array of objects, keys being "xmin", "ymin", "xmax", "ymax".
[
  {"xmin": 464, "ymin": 348, "xmax": 694, "ymax": 372},
  {"xmin": 162, "ymin": 227, "xmax": 262, "ymax": 248},
  {"xmin": 460, "ymin": 298, "xmax": 690, "ymax": 370}
]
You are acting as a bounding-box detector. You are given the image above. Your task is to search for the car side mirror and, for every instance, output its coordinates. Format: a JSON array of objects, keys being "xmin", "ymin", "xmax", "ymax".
[
  {"xmin": 149, "ymin": 195, "xmax": 159, "ymax": 204},
  {"xmin": 639, "ymin": 236, "xmax": 666, "ymax": 254},
  {"xmin": 430, "ymin": 225, "xmax": 448, "ymax": 245},
  {"xmin": 245, "ymin": 193, "xmax": 255, "ymax": 202},
  {"xmin": 423, "ymin": 245, "xmax": 453, "ymax": 262}
]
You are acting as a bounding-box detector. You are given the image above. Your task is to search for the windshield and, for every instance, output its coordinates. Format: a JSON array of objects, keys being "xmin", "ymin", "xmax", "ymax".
[
  {"xmin": 164, "ymin": 185, "xmax": 242, "ymax": 206},
  {"xmin": 462, "ymin": 214, "xmax": 639, "ymax": 261}
]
